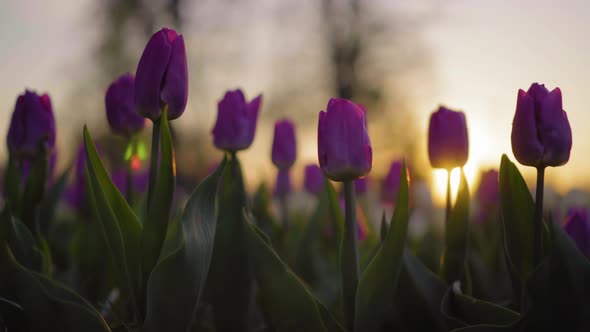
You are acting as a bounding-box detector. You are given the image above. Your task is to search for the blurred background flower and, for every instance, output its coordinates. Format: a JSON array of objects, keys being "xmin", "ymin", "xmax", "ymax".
[{"xmin": 1, "ymin": 0, "xmax": 589, "ymax": 206}]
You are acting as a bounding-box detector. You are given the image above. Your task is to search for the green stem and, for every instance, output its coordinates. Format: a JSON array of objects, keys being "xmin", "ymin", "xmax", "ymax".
[
  {"xmin": 533, "ymin": 167, "xmax": 545, "ymax": 267},
  {"xmin": 446, "ymin": 168, "xmax": 452, "ymax": 224},
  {"xmin": 279, "ymin": 192, "xmax": 289, "ymax": 232},
  {"xmin": 341, "ymin": 180, "xmax": 359, "ymax": 331},
  {"xmin": 126, "ymin": 155, "xmax": 133, "ymax": 205},
  {"xmin": 146, "ymin": 120, "xmax": 161, "ymax": 208}
]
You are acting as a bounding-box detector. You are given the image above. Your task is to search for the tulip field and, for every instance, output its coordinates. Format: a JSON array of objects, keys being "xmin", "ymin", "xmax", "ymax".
[{"xmin": 1, "ymin": 27, "xmax": 589, "ymax": 332}]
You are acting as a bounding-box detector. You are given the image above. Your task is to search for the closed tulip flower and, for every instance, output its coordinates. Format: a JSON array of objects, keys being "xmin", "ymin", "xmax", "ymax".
[
  {"xmin": 7, "ymin": 90, "xmax": 56, "ymax": 159},
  {"xmin": 428, "ymin": 106, "xmax": 469, "ymax": 170},
  {"xmin": 317, "ymin": 98, "xmax": 372, "ymax": 182},
  {"xmin": 135, "ymin": 27, "xmax": 188, "ymax": 121},
  {"xmin": 271, "ymin": 119, "xmax": 296, "ymax": 170},
  {"xmin": 382, "ymin": 160, "xmax": 403, "ymax": 204},
  {"xmin": 477, "ymin": 169, "xmax": 499, "ymax": 208},
  {"xmin": 563, "ymin": 209, "xmax": 590, "ymax": 258},
  {"xmin": 304, "ymin": 164, "xmax": 324, "ymax": 195},
  {"xmin": 105, "ymin": 73, "xmax": 146, "ymax": 136},
  {"xmin": 212, "ymin": 89, "xmax": 262, "ymax": 152},
  {"xmin": 511, "ymin": 83, "xmax": 572, "ymax": 168}
]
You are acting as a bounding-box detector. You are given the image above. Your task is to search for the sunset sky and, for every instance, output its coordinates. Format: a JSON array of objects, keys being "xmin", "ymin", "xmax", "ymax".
[{"xmin": 1, "ymin": 0, "xmax": 589, "ymax": 202}]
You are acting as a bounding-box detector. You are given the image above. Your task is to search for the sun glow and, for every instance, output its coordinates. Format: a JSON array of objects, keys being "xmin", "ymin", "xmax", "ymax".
[{"xmin": 432, "ymin": 161, "xmax": 478, "ymax": 206}]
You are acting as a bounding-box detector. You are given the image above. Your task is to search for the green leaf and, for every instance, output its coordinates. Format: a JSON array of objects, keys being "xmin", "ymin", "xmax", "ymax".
[
  {"xmin": 245, "ymin": 220, "xmax": 328, "ymax": 331},
  {"xmin": 251, "ymin": 183, "xmax": 281, "ymax": 242},
  {"xmin": 441, "ymin": 169, "xmax": 470, "ymax": 283},
  {"xmin": 355, "ymin": 163, "xmax": 410, "ymax": 331},
  {"xmin": 21, "ymin": 148, "xmax": 48, "ymax": 229},
  {"xmin": 380, "ymin": 211, "xmax": 388, "ymax": 243},
  {"xmin": 39, "ymin": 167, "xmax": 70, "ymax": 236},
  {"xmin": 143, "ymin": 157, "xmax": 226, "ymax": 332},
  {"xmin": 391, "ymin": 250, "xmax": 448, "ymax": 331},
  {"xmin": 523, "ymin": 220, "xmax": 590, "ymax": 331},
  {"xmin": 141, "ymin": 111, "xmax": 176, "ymax": 286},
  {"xmin": 0, "ymin": 244, "xmax": 111, "ymax": 332},
  {"xmin": 295, "ymin": 185, "xmax": 330, "ymax": 284},
  {"xmin": 84, "ymin": 126, "xmax": 142, "ymax": 311},
  {"xmin": 206, "ymin": 155, "xmax": 252, "ymax": 330},
  {"xmin": 325, "ymin": 179, "xmax": 344, "ymax": 244},
  {"xmin": 0, "ymin": 208, "xmax": 43, "ymax": 272},
  {"xmin": 441, "ymin": 283, "xmax": 520, "ymax": 329},
  {"xmin": 499, "ymin": 155, "xmax": 534, "ymax": 279}
]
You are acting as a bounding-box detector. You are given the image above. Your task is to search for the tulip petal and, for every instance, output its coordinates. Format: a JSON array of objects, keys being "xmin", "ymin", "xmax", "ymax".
[
  {"xmin": 161, "ymin": 35, "xmax": 188, "ymax": 120},
  {"xmin": 538, "ymin": 88, "xmax": 572, "ymax": 166},
  {"xmin": 511, "ymin": 90, "xmax": 543, "ymax": 167},
  {"xmin": 135, "ymin": 30, "xmax": 172, "ymax": 120}
]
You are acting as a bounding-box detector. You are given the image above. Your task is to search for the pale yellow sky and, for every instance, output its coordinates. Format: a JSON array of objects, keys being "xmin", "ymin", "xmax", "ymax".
[{"xmin": 0, "ymin": 0, "xmax": 589, "ymax": 196}]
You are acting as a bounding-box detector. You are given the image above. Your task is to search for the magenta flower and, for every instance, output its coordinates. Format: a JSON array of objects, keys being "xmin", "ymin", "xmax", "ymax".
[
  {"xmin": 563, "ymin": 209, "xmax": 590, "ymax": 258},
  {"xmin": 271, "ymin": 119, "xmax": 297, "ymax": 170},
  {"xmin": 317, "ymin": 98, "xmax": 372, "ymax": 181},
  {"xmin": 212, "ymin": 89, "xmax": 262, "ymax": 152},
  {"xmin": 381, "ymin": 160, "xmax": 403, "ymax": 204},
  {"xmin": 111, "ymin": 168, "xmax": 149, "ymax": 196},
  {"xmin": 105, "ymin": 73, "xmax": 146, "ymax": 136},
  {"xmin": 135, "ymin": 28, "xmax": 188, "ymax": 121},
  {"xmin": 303, "ymin": 164, "xmax": 324, "ymax": 195},
  {"xmin": 354, "ymin": 177, "xmax": 368, "ymax": 195},
  {"xmin": 428, "ymin": 106, "xmax": 468, "ymax": 170},
  {"xmin": 7, "ymin": 90, "xmax": 56, "ymax": 159},
  {"xmin": 511, "ymin": 83, "xmax": 572, "ymax": 168}
]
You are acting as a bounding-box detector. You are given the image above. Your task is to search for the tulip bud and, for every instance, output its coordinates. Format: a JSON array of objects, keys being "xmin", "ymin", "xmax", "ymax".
[
  {"xmin": 111, "ymin": 168, "xmax": 149, "ymax": 196},
  {"xmin": 428, "ymin": 106, "xmax": 468, "ymax": 170},
  {"xmin": 511, "ymin": 83, "xmax": 572, "ymax": 168},
  {"xmin": 354, "ymin": 177, "xmax": 368, "ymax": 195},
  {"xmin": 105, "ymin": 73, "xmax": 146, "ymax": 136},
  {"xmin": 7, "ymin": 90, "xmax": 56, "ymax": 159},
  {"xmin": 303, "ymin": 164, "xmax": 324, "ymax": 195},
  {"xmin": 135, "ymin": 27, "xmax": 188, "ymax": 121},
  {"xmin": 271, "ymin": 119, "xmax": 297, "ymax": 170},
  {"xmin": 381, "ymin": 160, "xmax": 403, "ymax": 204},
  {"xmin": 212, "ymin": 89, "xmax": 262, "ymax": 152},
  {"xmin": 274, "ymin": 169, "xmax": 292, "ymax": 196},
  {"xmin": 317, "ymin": 98, "xmax": 372, "ymax": 181},
  {"xmin": 563, "ymin": 209, "xmax": 590, "ymax": 258}
]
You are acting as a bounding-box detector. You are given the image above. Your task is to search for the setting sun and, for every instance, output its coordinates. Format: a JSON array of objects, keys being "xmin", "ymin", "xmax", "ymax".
[{"xmin": 432, "ymin": 161, "xmax": 478, "ymax": 206}]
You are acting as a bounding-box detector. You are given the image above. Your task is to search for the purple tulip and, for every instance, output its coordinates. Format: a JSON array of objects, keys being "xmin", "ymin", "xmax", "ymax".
[
  {"xmin": 304, "ymin": 164, "xmax": 324, "ymax": 195},
  {"xmin": 7, "ymin": 90, "xmax": 56, "ymax": 159},
  {"xmin": 135, "ymin": 27, "xmax": 188, "ymax": 121},
  {"xmin": 273, "ymin": 169, "xmax": 292, "ymax": 196},
  {"xmin": 477, "ymin": 169, "xmax": 499, "ymax": 208},
  {"xmin": 65, "ymin": 144, "xmax": 91, "ymax": 211},
  {"xmin": 511, "ymin": 83, "xmax": 572, "ymax": 168},
  {"xmin": 111, "ymin": 168, "xmax": 149, "ymax": 196},
  {"xmin": 381, "ymin": 160, "xmax": 403, "ymax": 204},
  {"xmin": 428, "ymin": 106, "xmax": 468, "ymax": 170},
  {"xmin": 317, "ymin": 98, "xmax": 372, "ymax": 181},
  {"xmin": 105, "ymin": 73, "xmax": 146, "ymax": 136},
  {"xmin": 563, "ymin": 209, "xmax": 590, "ymax": 258},
  {"xmin": 354, "ymin": 177, "xmax": 368, "ymax": 195},
  {"xmin": 212, "ymin": 89, "xmax": 262, "ymax": 152},
  {"xmin": 271, "ymin": 119, "xmax": 297, "ymax": 170}
]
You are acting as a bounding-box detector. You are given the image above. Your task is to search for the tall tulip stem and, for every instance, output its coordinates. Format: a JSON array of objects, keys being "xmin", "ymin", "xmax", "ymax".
[
  {"xmin": 446, "ymin": 168, "xmax": 452, "ymax": 224},
  {"xmin": 147, "ymin": 119, "xmax": 161, "ymax": 207},
  {"xmin": 126, "ymin": 154, "xmax": 134, "ymax": 205},
  {"xmin": 279, "ymin": 193, "xmax": 289, "ymax": 232},
  {"xmin": 533, "ymin": 167, "xmax": 545, "ymax": 266},
  {"xmin": 341, "ymin": 180, "xmax": 359, "ymax": 331}
]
